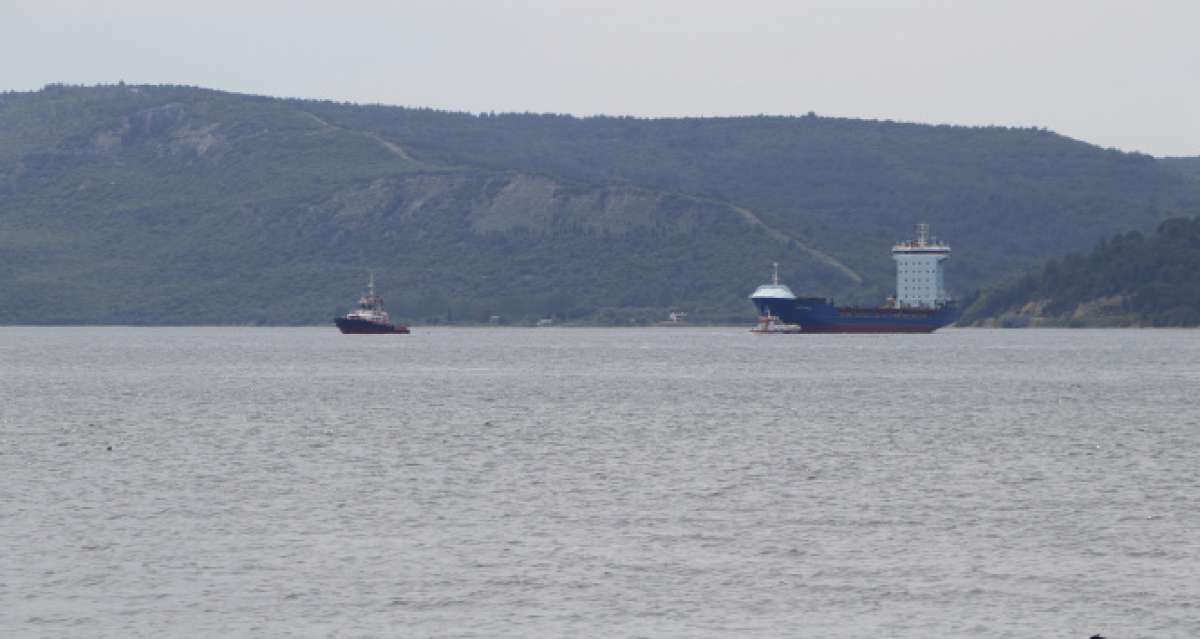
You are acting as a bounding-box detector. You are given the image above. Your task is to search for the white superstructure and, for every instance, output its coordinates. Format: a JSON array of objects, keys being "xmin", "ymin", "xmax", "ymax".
[
  {"xmin": 749, "ymin": 262, "xmax": 797, "ymax": 301},
  {"xmin": 892, "ymin": 224, "xmax": 950, "ymax": 308},
  {"xmin": 346, "ymin": 272, "xmax": 391, "ymax": 323}
]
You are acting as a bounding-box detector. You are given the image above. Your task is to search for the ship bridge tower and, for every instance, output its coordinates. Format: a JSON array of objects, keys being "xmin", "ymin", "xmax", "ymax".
[{"xmin": 892, "ymin": 224, "xmax": 951, "ymax": 308}]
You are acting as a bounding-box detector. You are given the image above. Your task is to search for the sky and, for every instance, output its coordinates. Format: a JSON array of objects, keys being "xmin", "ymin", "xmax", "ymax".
[{"xmin": 3, "ymin": 0, "xmax": 1198, "ymax": 156}]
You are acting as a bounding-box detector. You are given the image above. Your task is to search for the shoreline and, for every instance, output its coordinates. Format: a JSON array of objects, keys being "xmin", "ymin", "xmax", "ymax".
[{"xmin": 1, "ymin": 324, "xmax": 1198, "ymax": 330}]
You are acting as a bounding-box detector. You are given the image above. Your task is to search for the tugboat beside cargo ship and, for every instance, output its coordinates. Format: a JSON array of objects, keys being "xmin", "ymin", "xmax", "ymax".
[{"xmin": 751, "ymin": 224, "xmax": 959, "ymax": 333}]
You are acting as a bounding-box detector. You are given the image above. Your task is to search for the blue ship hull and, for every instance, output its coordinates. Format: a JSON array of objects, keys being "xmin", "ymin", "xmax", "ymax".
[{"xmin": 754, "ymin": 297, "xmax": 959, "ymax": 333}]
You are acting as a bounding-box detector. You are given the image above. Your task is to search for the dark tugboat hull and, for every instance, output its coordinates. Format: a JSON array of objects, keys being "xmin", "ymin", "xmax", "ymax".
[{"xmin": 335, "ymin": 317, "xmax": 410, "ymax": 334}]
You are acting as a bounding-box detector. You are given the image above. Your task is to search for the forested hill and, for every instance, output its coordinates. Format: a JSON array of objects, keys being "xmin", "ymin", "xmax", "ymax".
[
  {"xmin": 1159, "ymin": 156, "xmax": 1200, "ymax": 181},
  {"xmin": 2, "ymin": 84, "xmax": 1199, "ymax": 325},
  {"xmin": 301, "ymin": 102, "xmax": 1200, "ymax": 293},
  {"xmin": 960, "ymin": 216, "xmax": 1200, "ymax": 327}
]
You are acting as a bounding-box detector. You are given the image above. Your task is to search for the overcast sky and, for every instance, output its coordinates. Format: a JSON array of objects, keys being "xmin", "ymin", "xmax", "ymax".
[{"xmin": 4, "ymin": 0, "xmax": 1198, "ymax": 156}]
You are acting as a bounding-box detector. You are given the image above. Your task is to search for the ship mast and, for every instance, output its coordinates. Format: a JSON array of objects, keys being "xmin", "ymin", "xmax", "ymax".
[
  {"xmin": 772, "ymin": 262, "xmax": 779, "ymax": 285},
  {"xmin": 359, "ymin": 271, "xmax": 385, "ymax": 312}
]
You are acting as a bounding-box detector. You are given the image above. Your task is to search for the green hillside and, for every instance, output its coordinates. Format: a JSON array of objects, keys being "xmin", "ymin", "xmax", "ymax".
[
  {"xmin": 2, "ymin": 84, "xmax": 1198, "ymax": 324},
  {"xmin": 304, "ymin": 102, "xmax": 1200, "ymax": 293},
  {"xmin": 961, "ymin": 216, "xmax": 1200, "ymax": 327},
  {"xmin": 1159, "ymin": 156, "xmax": 1200, "ymax": 181}
]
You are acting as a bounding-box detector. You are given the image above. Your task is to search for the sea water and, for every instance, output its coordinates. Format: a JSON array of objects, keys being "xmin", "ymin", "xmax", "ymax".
[{"xmin": 2, "ymin": 327, "xmax": 1198, "ymax": 638}]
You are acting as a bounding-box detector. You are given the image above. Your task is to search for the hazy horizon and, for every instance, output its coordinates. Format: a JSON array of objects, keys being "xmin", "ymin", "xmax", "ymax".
[{"xmin": 4, "ymin": 0, "xmax": 1198, "ymax": 156}]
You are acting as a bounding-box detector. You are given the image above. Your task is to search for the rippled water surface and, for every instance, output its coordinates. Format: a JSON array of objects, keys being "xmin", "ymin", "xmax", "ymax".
[{"xmin": 2, "ymin": 327, "xmax": 1198, "ymax": 637}]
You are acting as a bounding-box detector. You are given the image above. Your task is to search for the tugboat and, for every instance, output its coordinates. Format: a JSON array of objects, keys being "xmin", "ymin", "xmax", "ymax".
[{"xmin": 335, "ymin": 273, "xmax": 410, "ymax": 334}]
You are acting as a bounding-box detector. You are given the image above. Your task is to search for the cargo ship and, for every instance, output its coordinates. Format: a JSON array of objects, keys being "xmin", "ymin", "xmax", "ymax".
[
  {"xmin": 751, "ymin": 224, "xmax": 959, "ymax": 333},
  {"xmin": 335, "ymin": 273, "xmax": 410, "ymax": 334}
]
